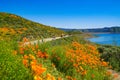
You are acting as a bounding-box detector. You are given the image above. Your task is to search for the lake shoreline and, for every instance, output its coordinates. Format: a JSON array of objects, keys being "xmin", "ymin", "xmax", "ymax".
[
  {"xmin": 87, "ymin": 33, "xmax": 120, "ymax": 46},
  {"xmin": 86, "ymin": 32, "xmax": 112, "ymax": 34},
  {"xmin": 86, "ymin": 32, "xmax": 120, "ymax": 34}
]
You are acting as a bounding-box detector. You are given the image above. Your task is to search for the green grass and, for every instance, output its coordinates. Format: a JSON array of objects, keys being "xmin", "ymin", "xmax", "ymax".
[{"xmin": 0, "ymin": 40, "xmax": 33, "ymax": 80}]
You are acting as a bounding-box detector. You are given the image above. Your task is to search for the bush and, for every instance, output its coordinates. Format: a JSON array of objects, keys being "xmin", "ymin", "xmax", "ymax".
[{"xmin": 98, "ymin": 45, "xmax": 120, "ymax": 71}]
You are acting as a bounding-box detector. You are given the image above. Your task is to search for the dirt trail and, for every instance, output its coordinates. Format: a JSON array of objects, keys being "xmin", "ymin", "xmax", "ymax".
[
  {"xmin": 107, "ymin": 69, "xmax": 120, "ymax": 80},
  {"xmin": 24, "ymin": 35, "xmax": 69, "ymax": 45}
]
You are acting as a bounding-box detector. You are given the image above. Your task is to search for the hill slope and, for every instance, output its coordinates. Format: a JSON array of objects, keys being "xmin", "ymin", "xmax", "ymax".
[{"xmin": 0, "ymin": 12, "xmax": 66, "ymax": 40}]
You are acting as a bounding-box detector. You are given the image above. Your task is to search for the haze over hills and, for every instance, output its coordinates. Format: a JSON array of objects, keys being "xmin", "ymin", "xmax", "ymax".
[
  {"xmin": 0, "ymin": 12, "xmax": 66, "ymax": 40},
  {"xmin": 60, "ymin": 26, "xmax": 120, "ymax": 33}
]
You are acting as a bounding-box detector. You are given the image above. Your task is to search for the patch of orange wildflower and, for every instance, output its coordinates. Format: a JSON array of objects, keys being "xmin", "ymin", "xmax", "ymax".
[
  {"xmin": 113, "ymin": 73, "xmax": 118, "ymax": 79},
  {"xmin": 106, "ymin": 71, "xmax": 112, "ymax": 76},
  {"xmin": 13, "ymin": 50, "xmax": 17, "ymax": 55},
  {"xmin": 66, "ymin": 76, "xmax": 76, "ymax": 80},
  {"xmin": 18, "ymin": 38, "xmax": 55, "ymax": 80},
  {"xmin": 0, "ymin": 27, "xmax": 27, "ymax": 36},
  {"xmin": 91, "ymin": 74, "xmax": 95, "ymax": 78},
  {"xmin": 46, "ymin": 73, "xmax": 56, "ymax": 80},
  {"xmin": 65, "ymin": 42, "xmax": 109, "ymax": 77},
  {"xmin": 57, "ymin": 77, "xmax": 62, "ymax": 80},
  {"xmin": 34, "ymin": 76, "xmax": 42, "ymax": 80},
  {"xmin": 37, "ymin": 51, "xmax": 48, "ymax": 58},
  {"xmin": 23, "ymin": 59, "xmax": 28, "ymax": 67}
]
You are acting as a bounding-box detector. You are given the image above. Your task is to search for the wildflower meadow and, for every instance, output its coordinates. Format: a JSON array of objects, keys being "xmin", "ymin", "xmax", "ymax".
[{"xmin": 0, "ymin": 36, "xmax": 117, "ymax": 80}]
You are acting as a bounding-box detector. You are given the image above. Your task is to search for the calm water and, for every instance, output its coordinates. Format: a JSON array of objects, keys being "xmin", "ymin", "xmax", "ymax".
[{"xmin": 88, "ymin": 33, "xmax": 120, "ymax": 46}]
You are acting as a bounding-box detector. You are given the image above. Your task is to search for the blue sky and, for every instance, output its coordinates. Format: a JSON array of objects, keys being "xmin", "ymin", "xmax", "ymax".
[{"xmin": 0, "ymin": 0, "xmax": 120, "ymax": 29}]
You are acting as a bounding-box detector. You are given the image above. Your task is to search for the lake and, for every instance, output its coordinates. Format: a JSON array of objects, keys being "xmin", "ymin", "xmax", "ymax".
[{"xmin": 88, "ymin": 33, "xmax": 120, "ymax": 46}]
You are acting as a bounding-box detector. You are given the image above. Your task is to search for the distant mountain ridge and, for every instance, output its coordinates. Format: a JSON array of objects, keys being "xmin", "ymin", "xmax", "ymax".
[
  {"xmin": 60, "ymin": 26, "xmax": 120, "ymax": 33},
  {"xmin": 0, "ymin": 12, "xmax": 66, "ymax": 40}
]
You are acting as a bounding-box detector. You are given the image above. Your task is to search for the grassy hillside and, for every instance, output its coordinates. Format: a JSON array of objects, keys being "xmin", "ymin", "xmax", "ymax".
[{"xmin": 0, "ymin": 12, "xmax": 66, "ymax": 40}]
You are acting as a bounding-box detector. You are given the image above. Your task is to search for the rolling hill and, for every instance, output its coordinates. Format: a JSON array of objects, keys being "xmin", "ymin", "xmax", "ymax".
[{"xmin": 0, "ymin": 12, "xmax": 66, "ymax": 40}]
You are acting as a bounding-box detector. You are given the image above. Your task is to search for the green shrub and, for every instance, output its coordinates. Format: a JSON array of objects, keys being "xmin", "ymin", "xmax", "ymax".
[{"xmin": 98, "ymin": 45, "xmax": 120, "ymax": 71}]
